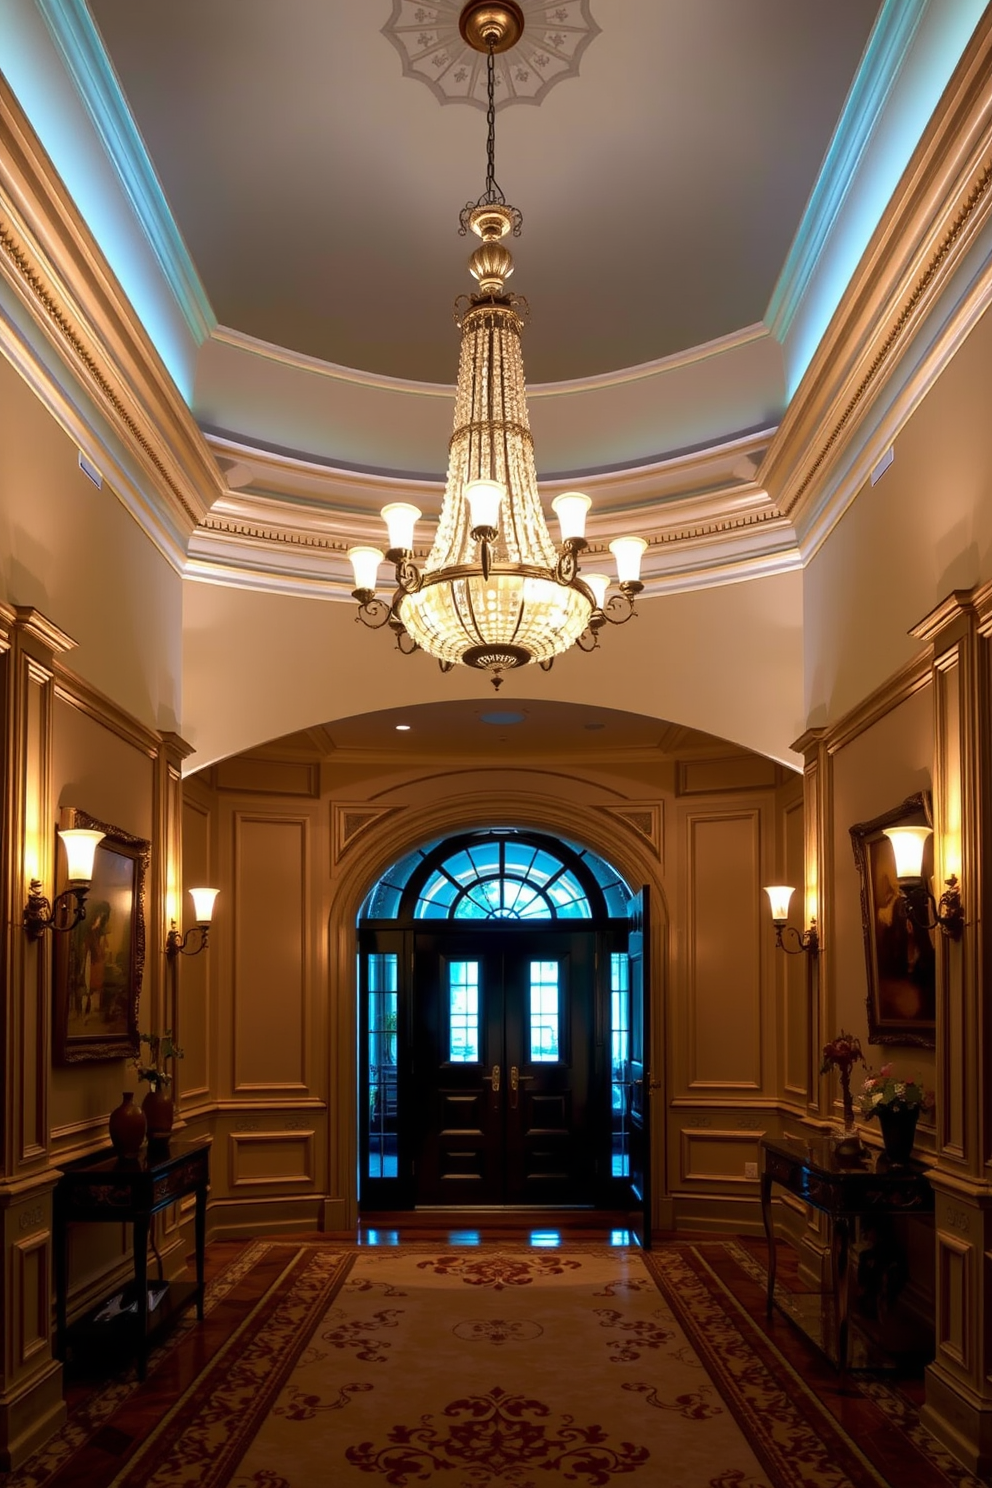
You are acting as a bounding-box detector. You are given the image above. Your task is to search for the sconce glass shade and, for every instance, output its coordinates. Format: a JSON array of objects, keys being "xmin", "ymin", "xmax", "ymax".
[
  {"xmin": 609, "ymin": 536, "xmax": 648, "ymax": 584},
  {"xmin": 465, "ymin": 478, "xmax": 504, "ymax": 532},
  {"xmin": 348, "ymin": 546, "xmax": 384, "ymax": 594},
  {"xmin": 584, "ymin": 572, "xmax": 611, "ymax": 610},
  {"xmin": 188, "ymin": 886, "xmax": 220, "ymax": 924},
  {"xmin": 763, "ymin": 884, "xmax": 795, "ymax": 926},
  {"xmin": 551, "ymin": 491, "xmax": 591, "ymax": 543},
  {"xmin": 59, "ymin": 828, "xmax": 104, "ymax": 882},
  {"xmin": 381, "ymin": 503, "xmax": 421, "ymax": 552},
  {"xmin": 883, "ymin": 826, "xmax": 932, "ymax": 882}
]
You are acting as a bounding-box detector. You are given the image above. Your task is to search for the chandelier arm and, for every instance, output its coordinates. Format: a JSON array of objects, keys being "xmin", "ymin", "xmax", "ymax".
[
  {"xmin": 354, "ymin": 596, "xmax": 394, "ymax": 630},
  {"xmin": 575, "ymin": 629, "xmax": 600, "ymax": 652},
  {"xmin": 600, "ymin": 591, "xmax": 637, "ymax": 626}
]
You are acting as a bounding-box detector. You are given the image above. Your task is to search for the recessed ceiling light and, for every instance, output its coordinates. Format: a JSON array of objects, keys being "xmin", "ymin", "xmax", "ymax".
[
  {"xmin": 395, "ymin": 724, "xmax": 411, "ymax": 731},
  {"xmin": 584, "ymin": 722, "xmax": 606, "ymax": 731},
  {"xmin": 480, "ymin": 711, "xmax": 525, "ymax": 726}
]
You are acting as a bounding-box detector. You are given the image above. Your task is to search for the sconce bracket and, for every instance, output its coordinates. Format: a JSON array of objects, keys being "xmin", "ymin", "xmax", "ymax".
[
  {"xmin": 23, "ymin": 881, "xmax": 88, "ymax": 941},
  {"xmin": 900, "ymin": 875, "xmax": 964, "ymax": 941},
  {"xmin": 774, "ymin": 919, "xmax": 819, "ymax": 958},
  {"xmin": 166, "ymin": 922, "xmax": 210, "ymax": 959}
]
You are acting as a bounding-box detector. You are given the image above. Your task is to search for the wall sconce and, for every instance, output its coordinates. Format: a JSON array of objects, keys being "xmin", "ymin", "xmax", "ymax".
[
  {"xmin": 763, "ymin": 885, "xmax": 819, "ymax": 956},
  {"xmin": 883, "ymin": 826, "xmax": 963, "ymax": 940},
  {"xmin": 24, "ymin": 828, "xmax": 105, "ymax": 940},
  {"xmin": 166, "ymin": 887, "xmax": 219, "ymax": 959}
]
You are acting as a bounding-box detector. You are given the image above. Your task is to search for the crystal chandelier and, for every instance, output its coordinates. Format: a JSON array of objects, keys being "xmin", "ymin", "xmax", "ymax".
[{"xmin": 349, "ymin": 0, "xmax": 646, "ymax": 691}]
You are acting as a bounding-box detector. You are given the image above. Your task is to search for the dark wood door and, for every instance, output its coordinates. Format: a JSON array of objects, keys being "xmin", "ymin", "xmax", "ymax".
[{"xmin": 413, "ymin": 930, "xmax": 596, "ymax": 1205}]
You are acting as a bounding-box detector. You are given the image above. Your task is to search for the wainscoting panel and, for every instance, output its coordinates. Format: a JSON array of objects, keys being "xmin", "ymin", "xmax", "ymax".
[
  {"xmin": 685, "ymin": 809, "xmax": 762, "ymax": 1091},
  {"xmin": 232, "ymin": 814, "xmax": 309, "ymax": 1095},
  {"xmin": 680, "ymin": 1128, "xmax": 763, "ymax": 1186},
  {"xmin": 936, "ymin": 1229, "xmax": 971, "ymax": 1370},
  {"xmin": 14, "ymin": 1231, "xmax": 49, "ymax": 1368},
  {"xmin": 180, "ymin": 794, "xmax": 213, "ymax": 1102},
  {"xmin": 229, "ymin": 1131, "xmax": 315, "ymax": 1188}
]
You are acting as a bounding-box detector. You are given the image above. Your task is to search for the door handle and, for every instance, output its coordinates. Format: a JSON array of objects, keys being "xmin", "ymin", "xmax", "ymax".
[
  {"xmin": 509, "ymin": 1066, "xmax": 534, "ymax": 1109},
  {"xmin": 482, "ymin": 1064, "xmax": 501, "ymax": 1093}
]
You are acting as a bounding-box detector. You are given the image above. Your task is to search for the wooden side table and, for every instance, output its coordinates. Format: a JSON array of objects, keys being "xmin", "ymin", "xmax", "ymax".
[
  {"xmin": 54, "ymin": 1136, "xmax": 210, "ymax": 1380},
  {"xmin": 760, "ymin": 1132, "xmax": 933, "ymax": 1369}
]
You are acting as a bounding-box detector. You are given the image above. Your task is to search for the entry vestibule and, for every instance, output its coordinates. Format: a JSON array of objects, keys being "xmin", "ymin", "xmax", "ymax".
[{"xmin": 357, "ymin": 830, "xmax": 649, "ymax": 1219}]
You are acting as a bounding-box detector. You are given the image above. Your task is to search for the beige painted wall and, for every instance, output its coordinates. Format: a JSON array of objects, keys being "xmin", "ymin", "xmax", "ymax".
[
  {"xmin": 804, "ymin": 300, "xmax": 992, "ymax": 730},
  {"xmin": 0, "ymin": 352, "xmax": 183, "ymax": 733},
  {"xmin": 180, "ymin": 567, "xmax": 805, "ymax": 774}
]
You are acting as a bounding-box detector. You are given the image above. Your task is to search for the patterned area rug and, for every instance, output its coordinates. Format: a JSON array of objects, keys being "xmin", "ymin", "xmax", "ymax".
[{"xmin": 3, "ymin": 1241, "xmax": 981, "ymax": 1488}]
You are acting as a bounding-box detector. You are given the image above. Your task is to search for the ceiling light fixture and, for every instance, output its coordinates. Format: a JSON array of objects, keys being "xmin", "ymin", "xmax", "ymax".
[{"xmin": 349, "ymin": 0, "xmax": 646, "ymax": 691}]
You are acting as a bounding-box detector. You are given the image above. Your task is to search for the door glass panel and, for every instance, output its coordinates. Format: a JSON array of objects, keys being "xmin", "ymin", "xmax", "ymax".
[
  {"xmin": 529, "ymin": 961, "xmax": 560, "ymax": 1061},
  {"xmin": 611, "ymin": 951, "xmax": 630, "ymax": 1177},
  {"xmin": 449, "ymin": 960, "xmax": 480, "ymax": 1062},
  {"xmin": 368, "ymin": 953, "xmax": 398, "ymax": 1179}
]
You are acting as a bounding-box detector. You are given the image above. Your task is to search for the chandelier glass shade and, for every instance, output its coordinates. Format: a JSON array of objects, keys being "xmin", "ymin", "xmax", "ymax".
[{"xmin": 349, "ymin": 1, "xmax": 646, "ymax": 689}]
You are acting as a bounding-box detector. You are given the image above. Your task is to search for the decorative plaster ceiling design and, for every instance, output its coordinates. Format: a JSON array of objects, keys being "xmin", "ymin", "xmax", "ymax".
[{"xmin": 381, "ymin": 0, "xmax": 601, "ymax": 109}]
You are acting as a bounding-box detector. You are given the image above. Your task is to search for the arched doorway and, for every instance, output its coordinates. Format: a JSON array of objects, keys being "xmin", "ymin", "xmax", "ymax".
[{"xmin": 357, "ymin": 829, "xmax": 649, "ymax": 1220}]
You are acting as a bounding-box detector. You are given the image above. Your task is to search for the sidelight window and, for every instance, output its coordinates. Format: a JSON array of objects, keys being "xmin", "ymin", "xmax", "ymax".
[
  {"xmin": 611, "ymin": 951, "xmax": 631, "ymax": 1177},
  {"xmin": 368, "ymin": 953, "xmax": 398, "ymax": 1178}
]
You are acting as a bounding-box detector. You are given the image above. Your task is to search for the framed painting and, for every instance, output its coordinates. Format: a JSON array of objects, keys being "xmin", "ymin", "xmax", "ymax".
[
  {"xmin": 53, "ymin": 807, "xmax": 149, "ymax": 1064},
  {"xmin": 849, "ymin": 791, "xmax": 935, "ymax": 1049}
]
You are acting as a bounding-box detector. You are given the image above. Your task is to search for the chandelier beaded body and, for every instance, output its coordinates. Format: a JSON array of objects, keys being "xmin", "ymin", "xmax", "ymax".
[{"xmin": 349, "ymin": 1, "xmax": 646, "ymax": 690}]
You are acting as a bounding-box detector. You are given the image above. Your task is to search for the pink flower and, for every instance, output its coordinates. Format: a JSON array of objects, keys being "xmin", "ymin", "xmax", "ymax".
[{"xmin": 880, "ymin": 1063, "xmax": 894, "ymax": 1077}]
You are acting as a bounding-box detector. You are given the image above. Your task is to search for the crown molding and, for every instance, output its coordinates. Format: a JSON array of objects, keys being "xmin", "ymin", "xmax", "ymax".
[
  {"xmin": 765, "ymin": 0, "xmax": 929, "ymax": 345},
  {"xmin": 34, "ymin": 0, "xmax": 215, "ymax": 348},
  {"xmin": 187, "ymin": 431, "xmax": 800, "ymax": 600},
  {"xmin": 0, "ymin": 71, "xmax": 225, "ymax": 553},
  {"xmin": 760, "ymin": 11, "xmax": 992, "ymax": 558}
]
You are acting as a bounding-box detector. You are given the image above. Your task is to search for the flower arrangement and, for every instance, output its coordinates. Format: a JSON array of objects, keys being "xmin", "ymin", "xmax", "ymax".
[
  {"xmin": 859, "ymin": 1064, "xmax": 934, "ymax": 1121},
  {"xmin": 133, "ymin": 1030, "xmax": 183, "ymax": 1093},
  {"xmin": 820, "ymin": 1030, "xmax": 864, "ymax": 1136}
]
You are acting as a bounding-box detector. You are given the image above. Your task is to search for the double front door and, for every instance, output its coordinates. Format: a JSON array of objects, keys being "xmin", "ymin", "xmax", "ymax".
[{"xmin": 413, "ymin": 930, "xmax": 596, "ymax": 1206}]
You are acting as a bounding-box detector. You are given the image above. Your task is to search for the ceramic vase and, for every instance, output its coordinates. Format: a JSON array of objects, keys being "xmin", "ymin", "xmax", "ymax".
[
  {"xmin": 109, "ymin": 1091, "xmax": 146, "ymax": 1159},
  {"xmin": 142, "ymin": 1086, "xmax": 175, "ymax": 1141},
  {"xmin": 877, "ymin": 1105, "xmax": 920, "ymax": 1166}
]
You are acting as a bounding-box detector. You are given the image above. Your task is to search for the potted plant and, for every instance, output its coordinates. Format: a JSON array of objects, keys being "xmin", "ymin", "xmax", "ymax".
[
  {"xmin": 859, "ymin": 1063, "xmax": 934, "ymax": 1165},
  {"xmin": 134, "ymin": 1030, "xmax": 183, "ymax": 1140}
]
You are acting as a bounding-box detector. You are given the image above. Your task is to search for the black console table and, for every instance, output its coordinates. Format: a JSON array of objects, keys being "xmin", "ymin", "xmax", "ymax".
[
  {"xmin": 760, "ymin": 1132, "xmax": 933, "ymax": 1369},
  {"xmin": 54, "ymin": 1136, "xmax": 210, "ymax": 1379}
]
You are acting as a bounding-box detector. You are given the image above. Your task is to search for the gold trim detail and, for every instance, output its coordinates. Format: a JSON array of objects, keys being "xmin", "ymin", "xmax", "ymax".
[
  {"xmin": 0, "ymin": 217, "xmax": 199, "ymax": 525},
  {"xmin": 785, "ymin": 158, "xmax": 992, "ymax": 517}
]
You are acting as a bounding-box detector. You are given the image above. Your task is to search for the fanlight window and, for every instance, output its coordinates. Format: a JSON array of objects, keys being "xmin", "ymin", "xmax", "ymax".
[
  {"xmin": 361, "ymin": 831, "xmax": 629, "ymax": 922},
  {"xmin": 416, "ymin": 840, "xmax": 590, "ymax": 920}
]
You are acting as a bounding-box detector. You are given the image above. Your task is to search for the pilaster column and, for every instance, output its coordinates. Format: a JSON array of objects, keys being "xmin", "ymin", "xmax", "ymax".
[
  {"xmin": 153, "ymin": 732, "xmax": 195, "ymax": 1113},
  {"xmin": 0, "ymin": 607, "xmax": 75, "ymax": 1469},
  {"xmin": 793, "ymin": 728, "xmax": 831, "ymax": 1125},
  {"xmin": 911, "ymin": 589, "xmax": 992, "ymax": 1474}
]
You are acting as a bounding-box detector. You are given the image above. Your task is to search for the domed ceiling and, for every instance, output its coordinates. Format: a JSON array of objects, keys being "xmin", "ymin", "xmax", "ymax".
[{"xmin": 88, "ymin": 0, "xmax": 881, "ymax": 385}]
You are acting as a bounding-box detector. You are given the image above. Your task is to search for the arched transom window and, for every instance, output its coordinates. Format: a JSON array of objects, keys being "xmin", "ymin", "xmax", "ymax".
[{"xmin": 361, "ymin": 830, "xmax": 629, "ymax": 922}]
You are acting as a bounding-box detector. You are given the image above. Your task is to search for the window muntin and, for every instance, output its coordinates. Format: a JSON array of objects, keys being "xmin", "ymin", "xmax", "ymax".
[{"xmin": 412, "ymin": 841, "xmax": 593, "ymax": 920}]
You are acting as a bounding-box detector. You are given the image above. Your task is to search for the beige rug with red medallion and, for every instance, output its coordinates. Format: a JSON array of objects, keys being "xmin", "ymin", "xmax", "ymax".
[
  {"xmin": 5, "ymin": 1241, "xmax": 980, "ymax": 1488},
  {"xmin": 97, "ymin": 1243, "xmax": 948, "ymax": 1488}
]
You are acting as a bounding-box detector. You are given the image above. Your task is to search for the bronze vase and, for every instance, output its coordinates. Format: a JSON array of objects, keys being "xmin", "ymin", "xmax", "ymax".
[
  {"xmin": 142, "ymin": 1086, "xmax": 175, "ymax": 1141},
  {"xmin": 877, "ymin": 1105, "xmax": 920, "ymax": 1166},
  {"xmin": 108, "ymin": 1092, "xmax": 146, "ymax": 1159}
]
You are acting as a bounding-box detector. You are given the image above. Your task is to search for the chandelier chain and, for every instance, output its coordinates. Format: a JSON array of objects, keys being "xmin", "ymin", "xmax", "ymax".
[{"xmin": 484, "ymin": 40, "xmax": 503, "ymax": 205}]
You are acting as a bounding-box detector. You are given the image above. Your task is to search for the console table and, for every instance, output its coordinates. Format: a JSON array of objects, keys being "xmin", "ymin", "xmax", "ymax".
[
  {"xmin": 760, "ymin": 1132, "xmax": 933, "ymax": 1369},
  {"xmin": 54, "ymin": 1136, "xmax": 210, "ymax": 1379}
]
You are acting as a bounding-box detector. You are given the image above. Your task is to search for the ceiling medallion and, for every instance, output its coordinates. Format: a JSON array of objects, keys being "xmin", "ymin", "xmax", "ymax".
[
  {"xmin": 382, "ymin": 0, "xmax": 600, "ymax": 109},
  {"xmin": 350, "ymin": 2, "xmax": 645, "ymax": 691}
]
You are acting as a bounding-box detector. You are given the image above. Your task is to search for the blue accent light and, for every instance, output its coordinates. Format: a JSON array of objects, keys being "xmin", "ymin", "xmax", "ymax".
[{"xmin": 529, "ymin": 1230, "xmax": 561, "ymax": 1247}]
